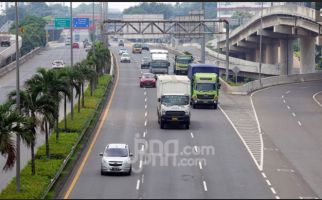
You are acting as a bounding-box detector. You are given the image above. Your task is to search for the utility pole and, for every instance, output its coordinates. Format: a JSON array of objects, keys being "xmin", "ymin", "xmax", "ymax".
[
  {"xmin": 201, "ymin": 2, "xmax": 205, "ymax": 63},
  {"xmin": 258, "ymin": 2, "xmax": 263, "ymax": 86},
  {"xmin": 15, "ymin": 1, "xmax": 21, "ymax": 192},
  {"xmin": 70, "ymin": 2, "xmax": 74, "ymax": 120},
  {"xmin": 225, "ymin": 21, "xmax": 229, "ymax": 81}
]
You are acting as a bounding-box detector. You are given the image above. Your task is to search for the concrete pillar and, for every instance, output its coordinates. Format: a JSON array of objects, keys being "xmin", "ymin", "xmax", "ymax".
[
  {"xmin": 264, "ymin": 44, "xmax": 278, "ymax": 64},
  {"xmin": 300, "ymin": 36, "xmax": 316, "ymax": 74},
  {"xmin": 279, "ymin": 39, "xmax": 293, "ymax": 75},
  {"xmin": 255, "ymin": 48, "xmax": 260, "ymax": 62}
]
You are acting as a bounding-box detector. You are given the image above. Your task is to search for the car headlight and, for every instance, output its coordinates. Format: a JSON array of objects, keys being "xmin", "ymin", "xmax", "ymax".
[
  {"xmin": 185, "ymin": 110, "xmax": 190, "ymax": 115},
  {"xmin": 161, "ymin": 110, "xmax": 166, "ymax": 115},
  {"xmin": 192, "ymin": 96, "xmax": 197, "ymax": 101}
]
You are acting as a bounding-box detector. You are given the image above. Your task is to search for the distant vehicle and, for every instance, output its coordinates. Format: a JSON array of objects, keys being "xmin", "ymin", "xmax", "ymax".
[
  {"xmin": 149, "ymin": 60, "xmax": 170, "ymax": 74},
  {"xmin": 120, "ymin": 52, "xmax": 131, "ymax": 63},
  {"xmin": 75, "ymin": 34, "xmax": 80, "ymax": 42},
  {"xmin": 132, "ymin": 43, "xmax": 142, "ymax": 54},
  {"xmin": 72, "ymin": 42, "xmax": 79, "ymax": 48},
  {"xmin": 0, "ymin": 34, "xmax": 11, "ymax": 47},
  {"xmin": 139, "ymin": 73, "xmax": 157, "ymax": 88},
  {"xmin": 52, "ymin": 60, "xmax": 65, "ymax": 69},
  {"xmin": 119, "ymin": 48, "xmax": 127, "ymax": 55},
  {"xmin": 142, "ymin": 43, "xmax": 149, "ymax": 51},
  {"xmin": 141, "ymin": 56, "xmax": 150, "ymax": 69},
  {"xmin": 65, "ymin": 38, "xmax": 71, "ymax": 45},
  {"xmin": 99, "ymin": 143, "xmax": 133, "ymax": 175},
  {"xmin": 174, "ymin": 55, "xmax": 194, "ymax": 75},
  {"xmin": 85, "ymin": 44, "xmax": 92, "ymax": 52},
  {"xmin": 188, "ymin": 64, "xmax": 221, "ymax": 109},
  {"xmin": 118, "ymin": 40, "xmax": 124, "ymax": 47},
  {"xmin": 157, "ymin": 75, "xmax": 191, "ymax": 129}
]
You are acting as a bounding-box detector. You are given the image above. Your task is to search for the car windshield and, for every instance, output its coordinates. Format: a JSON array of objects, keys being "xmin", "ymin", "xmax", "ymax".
[
  {"xmin": 54, "ymin": 61, "xmax": 63, "ymax": 65},
  {"xmin": 105, "ymin": 148, "xmax": 128, "ymax": 157},
  {"xmin": 161, "ymin": 95, "xmax": 189, "ymax": 106},
  {"xmin": 143, "ymin": 74, "xmax": 155, "ymax": 79},
  {"xmin": 196, "ymin": 83, "xmax": 216, "ymax": 91},
  {"xmin": 177, "ymin": 59, "xmax": 191, "ymax": 64},
  {"xmin": 134, "ymin": 44, "xmax": 141, "ymax": 48},
  {"xmin": 122, "ymin": 53, "xmax": 129, "ymax": 57},
  {"xmin": 150, "ymin": 61, "xmax": 169, "ymax": 68}
]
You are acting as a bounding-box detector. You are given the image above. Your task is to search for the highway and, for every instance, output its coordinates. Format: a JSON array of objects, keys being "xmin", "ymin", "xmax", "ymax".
[
  {"xmin": 0, "ymin": 42, "xmax": 88, "ymax": 192},
  {"xmin": 61, "ymin": 42, "xmax": 273, "ymax": 199},
  {"xmin": 252, "ymin": 81, "xmax": 322, "ymax": 199}
]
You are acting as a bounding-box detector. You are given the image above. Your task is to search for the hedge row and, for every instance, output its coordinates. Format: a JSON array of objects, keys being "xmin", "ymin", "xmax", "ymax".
[{"xmin": 0, "ymin": 74, "xmax": 111, "ymax": 199}]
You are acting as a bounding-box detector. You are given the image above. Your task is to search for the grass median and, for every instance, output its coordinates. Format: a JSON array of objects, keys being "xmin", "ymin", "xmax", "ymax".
[{"xmin": 0, "ymin": 74, "xmax": 112, "ymax": 199}]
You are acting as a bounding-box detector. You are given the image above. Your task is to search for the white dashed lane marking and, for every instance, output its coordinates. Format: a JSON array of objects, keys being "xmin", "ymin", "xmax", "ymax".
[
  {"xmin": 136, "ymin": 179, "xmax": 140, "ymax": 190},
  {"xmin": 190, "ymin": 132, "xmax": 194, "ymax": 138},
  {"xmin": 292, "ymin": 112, "xmax": 296, "ymax": 117},
  {"xmin": 203, "ymin": 181, "xmax": 208, "ymax": 191},
  {"xmin": 271, "ymin": 187, "xmax": 277, "ymax": 194},
  {"xmin": 298, "ymin": 121, "xmax": 302, "ymax": 126}
]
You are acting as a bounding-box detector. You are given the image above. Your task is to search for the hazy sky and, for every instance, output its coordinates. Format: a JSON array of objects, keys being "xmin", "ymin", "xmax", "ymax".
[{"xmin": 71, "ymin": 2, "xmax": 176, "ymax": 12}]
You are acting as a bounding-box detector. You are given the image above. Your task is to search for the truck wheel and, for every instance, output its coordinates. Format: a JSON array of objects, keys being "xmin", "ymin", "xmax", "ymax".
[
  {"xmin": 160, "ymin": 121, "xmax": 165, "ymax": 129},
  {"xmin": 213, "ymin": 103, "xmax": 218, "ymax": 109},
  {"xmin": 185, "ymin": 123, "xmax": 190, "ymax": 129}
]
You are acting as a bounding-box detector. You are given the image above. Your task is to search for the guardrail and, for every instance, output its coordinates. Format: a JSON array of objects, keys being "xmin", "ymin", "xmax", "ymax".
[
  {"xmin": 40, "ymin": 53, "xmax": 117, "ymax": 199},
  {"xmin": 0, "ymin": 46, "xmax": 42, "ymax": 78}
]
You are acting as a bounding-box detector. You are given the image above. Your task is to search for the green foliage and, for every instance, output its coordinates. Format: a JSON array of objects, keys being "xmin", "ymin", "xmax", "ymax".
[
  {"xmin": 58, "ymin": 108, "xmax": 94, "ymax": 132},
  {"xmin": 0, "ymin": 132, "xmax": 77, "ymax": 199},
  {"xmin": 84, "ymin": 96, "xmax": 100, "ymax": 109},
  {"xmin": 10, "ymin": 16, "xmax": 47, "ymax": 56},
  {"xmin": 183, "ymin": 51, "xmax": 192, "ymax": 55}
]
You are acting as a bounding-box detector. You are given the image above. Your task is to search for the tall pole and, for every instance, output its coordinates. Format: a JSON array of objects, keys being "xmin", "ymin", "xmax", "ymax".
[
  {"xmin": 258, "ymin": 2, "xmax": 263, "ymax": 86},
  {"xmin": 201, "ymin": 2, "xmax": 205, "ymax": 63},
  {"xmin": 70, "ymin": 2, "xmax": 74, "ymax": 120},
  {"xmin": 15, "ymin": 1, "xmax": 21, "ymax": 192},
  {"xmin": 225, "ymin": 21, "xmax": 229, "ymax": 81}
]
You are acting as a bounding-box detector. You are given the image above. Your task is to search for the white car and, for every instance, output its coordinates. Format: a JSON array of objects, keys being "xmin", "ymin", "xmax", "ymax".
[
  {"xmin": 119, "ymin": 48, "xmax": 127, "ymax": 55},
  {"xmin": 52, "ymin": 60, "xmax": 65, "ymax": 69},
  {"xmin": 100, "ymin": 143, "xmax": 133, "ymax": 175},
  {"xmin": 85, "ymin": 44, "xmax": 92, "ymax": 52},
  {"xmin": 120, "ymin": 52, "xmax": 131, "ymax": 63}
]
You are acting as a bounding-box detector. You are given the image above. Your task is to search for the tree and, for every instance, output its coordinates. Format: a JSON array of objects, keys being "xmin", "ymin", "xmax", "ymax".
[
  {"xmin": 7, "ymin": 89, "xmax": 55, "ymax": 175},
  {"xmin": 79, "ymin": 60, "xmax": 97, "ymax": 105},
  {"xmin": 231, "ymin": 11, "xmax": 254, "ymax": 29},
  {"xmin": 25, "ymin": 68, "xmax": 71, "ymax": 143},
  {"xmin": 0, "ymin": 102, "xmax": 34, "ymax": 171}
]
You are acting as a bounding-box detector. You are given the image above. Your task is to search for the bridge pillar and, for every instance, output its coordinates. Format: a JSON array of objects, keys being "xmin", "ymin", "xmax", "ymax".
[
  {"xmin": 279, "ymin": 39, "xmax": 293, "ymax": 75},
  {"xmin": 300, "ymin": 36, "xmax": 315, "ymax": 74},
  {"xmin": 265, "ymin": 44, "xmax": 278, "ymax": 64}
]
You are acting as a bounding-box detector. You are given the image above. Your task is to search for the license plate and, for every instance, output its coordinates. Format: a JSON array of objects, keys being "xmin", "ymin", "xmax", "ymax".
[
  {"xmin": 111, "ymin": 167, "xmax": 121, "ymax": 171},
  {"xmin": 172, "ymin": 117, "xmax": 178, "ymax": 121}
]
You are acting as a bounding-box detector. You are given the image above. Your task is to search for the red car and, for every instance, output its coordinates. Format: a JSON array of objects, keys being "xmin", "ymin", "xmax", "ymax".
[
  {"xmin": 140, "ymin": 73, "xmax": 157, "ymax": 88},
  {"xmin": 72, "ymin": 42, "xmax": 79, "ymax": 48}
]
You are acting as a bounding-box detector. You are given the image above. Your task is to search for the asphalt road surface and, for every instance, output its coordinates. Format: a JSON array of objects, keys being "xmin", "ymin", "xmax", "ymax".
[
  {"xmin": 252, "ymin": 81, "xmax": 322, "ymax": 199},
  {"xmin": 61, "ymin": 42, "xmax": 273, "ymax": 199}
]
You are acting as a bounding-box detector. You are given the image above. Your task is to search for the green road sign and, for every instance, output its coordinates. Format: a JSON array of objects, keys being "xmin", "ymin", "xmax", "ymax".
[{"xmin": 54, "ymin": 17, "xmax": 71, "ymax": 28}]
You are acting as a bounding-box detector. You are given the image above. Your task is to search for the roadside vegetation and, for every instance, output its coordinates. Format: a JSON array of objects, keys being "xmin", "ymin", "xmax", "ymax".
[{"xmin": 0, "ymin": 41, "xmax": 112, "ymax": 199}]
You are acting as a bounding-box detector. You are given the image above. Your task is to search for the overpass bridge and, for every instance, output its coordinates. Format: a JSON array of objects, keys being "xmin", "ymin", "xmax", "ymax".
[
  {"xmin": 0, "ymin": 34, "xmax": 22, "ymax": 68},
  {"xmin": 217, "ymin": 5, "xmax": 322, "ymax": 75}
]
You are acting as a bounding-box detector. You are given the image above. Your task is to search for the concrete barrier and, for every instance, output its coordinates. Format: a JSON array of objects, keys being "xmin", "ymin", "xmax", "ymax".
[
  {"xmin": 221, "ymin": 72, "xmax": 322, "ymax": 95},
  {"xmin": 0, "ymin": 46, "xmax": 43, "ymax": 78}
]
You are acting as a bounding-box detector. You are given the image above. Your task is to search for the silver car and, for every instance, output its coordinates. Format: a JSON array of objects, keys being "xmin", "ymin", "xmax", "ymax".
[{"xmin": 100, "ymin": 143, "xmax": 133, "ymax": 175}]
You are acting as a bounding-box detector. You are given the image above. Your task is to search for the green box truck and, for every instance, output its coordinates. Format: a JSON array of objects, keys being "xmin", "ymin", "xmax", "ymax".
[
  {"xmin": 174, "ymin": 55, "xmax": 193, "ymax": 75},
  {"xmin": 188, "ymin": 64, "xmax": 221, "ymax": 109}
]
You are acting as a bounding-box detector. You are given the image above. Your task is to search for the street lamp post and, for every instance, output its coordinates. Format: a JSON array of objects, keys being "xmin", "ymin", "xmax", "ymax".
[
  {"xmin": 201, "ymin": 2, "xmax": 205, "ymax": 63},
  {"xmin": 15, "ymin": 1, "xmax": 21, "ymax": 192},
  {"xmin": 70, "ymin": 2, "xmax": 74, "ymax": 120}
]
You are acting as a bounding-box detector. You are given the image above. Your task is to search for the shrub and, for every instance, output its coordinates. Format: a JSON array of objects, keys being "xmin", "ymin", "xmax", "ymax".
[{"xmin": 58, "ymin": 108, "xmax": 94, "ymax": 132}]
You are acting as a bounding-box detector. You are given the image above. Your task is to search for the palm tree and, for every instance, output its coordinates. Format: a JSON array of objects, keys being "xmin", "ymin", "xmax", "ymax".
[
  {"xmin": 8, "ymin": 89, "xmax": 56, "ymax": 175},
  {"xmin": 79, "ymin": 60, "xmax": 97, "ymax": 107},
  {"xmin": 71, "ymin": 63, "xmax": 85, "ymax": 113},
  {"xmin": 26, "ymin": 68, "xmax": 71, "ymax": 143},
  {"xmin": 0, "ymin": 102, "xmax": 34, "ymax": 171}
]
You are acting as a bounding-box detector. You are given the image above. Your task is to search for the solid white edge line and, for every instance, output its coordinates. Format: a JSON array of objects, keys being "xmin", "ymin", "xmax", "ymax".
[
  {"xmin": 136, "ymin": 179, "xmax": 140, "ymax": 190},
  {"xmin": 270, "ymin": 187, "xmax": 277, "ymax": 194},
  {"xmin": 313, "ymin": 91, "xmax": 322, "ymax": 108},
  {"xmin": 219, "ymin": 105, "xmax": 261, "ymax": 171},
  {"xmin": 203, "ymin": 181, "xmax": 208, "ymax": 191}
]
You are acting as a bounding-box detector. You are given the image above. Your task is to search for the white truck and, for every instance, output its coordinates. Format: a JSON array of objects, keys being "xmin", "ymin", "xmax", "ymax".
[
  {"xmin": 157, "ymin": 75, "xmax": 191, "ymax": 129},
  {"xmin": 149, "ymin": 49, "xmax": 169, "ymax": 74}
]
